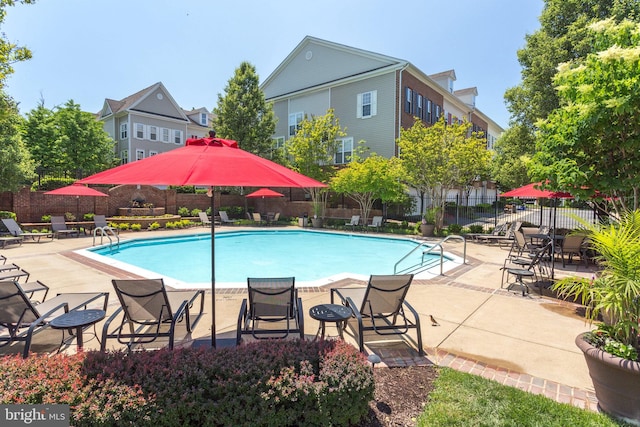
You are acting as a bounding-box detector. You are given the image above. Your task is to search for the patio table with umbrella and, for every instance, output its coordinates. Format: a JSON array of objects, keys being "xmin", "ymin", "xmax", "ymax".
[
  {"xmin": 78, "ymin": 136, "xmax": 325, "ymax": 348},
  {"xmin": 246, "ymin": 188, "xmax": 284, "ymax": 220},
  {"xmin": 501, "ymin": 182, "xmax": 573, "ymax": 280},
  {"xmin": 45, "ymin": 183, "xmax": 109, "ymax": 232}
]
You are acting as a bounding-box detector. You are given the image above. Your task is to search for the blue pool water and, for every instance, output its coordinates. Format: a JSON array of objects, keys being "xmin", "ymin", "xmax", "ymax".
[{"xmin": 87, "ymin": 230, "xmax": 448, "ymax": 287}]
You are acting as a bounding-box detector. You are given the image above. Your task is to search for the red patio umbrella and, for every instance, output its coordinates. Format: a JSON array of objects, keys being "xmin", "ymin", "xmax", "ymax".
[
  {"xmin": 245, "ymin": 188, "xmax": 285, "ymax": 198},
  {"xmin": 500, "ymin": 182, "xmax": 572, "ymax": 199},
  {"xmin": 45, "ymin": 183, "xmax": 108, "ymax": 222},
  {"xmin": 78, "ymin": 136, "xmax": 326, "ymax": 348}
]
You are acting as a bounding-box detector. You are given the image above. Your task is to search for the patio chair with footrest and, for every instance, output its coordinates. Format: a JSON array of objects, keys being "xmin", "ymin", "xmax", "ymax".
[
  {"xmin": 102, "ymin": 278, "xmax": 204, "ymax": 351},
  {"xmin": 367, "ymin": 216, "xmax": 383, "ymax": 232},
  {"xmin": 237, "ymin": 277, "xmax": 304, "ymax": 344},
  {"xmin": 330, "ymin": 274, "xmax": 424, "ymax": 356},
  {"xmin": 50, "ymin": 216, "xmax": 79, "ymax": 238},
  {"xmin": 198, "ymin": 211, "xmax": 212, "ymax": 227},
  {"xmin": 1, "ymin": 218, "xmax": 52, "ymax": 242},
  {"xmin": 345, "ymin": 215, "xmax": 360, "ymax": 230},
  {"xmin": 0, "ymin": 281, "xmax": 108, "ymax": 357},
  {"xmin": 501, "ymin": 242, "xmax": 552, "ymax": 296},
  {"xmin": 219, "ymin": 211, "xmax": 238, "ymax": 225}
]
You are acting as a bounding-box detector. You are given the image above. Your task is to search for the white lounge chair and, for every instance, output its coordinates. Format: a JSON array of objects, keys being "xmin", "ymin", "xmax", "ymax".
[
  {"xmin": 345, "ymin": 215, "xmax": 360, "ymax": 230},
  {"xmin": 367, "ymin": 216, "xmax": 383, "ymax": 232},
  {"xmin": 219, "ymin": 211, "xmax": 238, "ymax": 225}
]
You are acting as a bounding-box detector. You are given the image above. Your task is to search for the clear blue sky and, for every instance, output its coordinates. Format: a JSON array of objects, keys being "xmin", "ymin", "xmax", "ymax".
[{"xmin": 3, "ymin": 0, "xmax": 544, "ymax": 129}]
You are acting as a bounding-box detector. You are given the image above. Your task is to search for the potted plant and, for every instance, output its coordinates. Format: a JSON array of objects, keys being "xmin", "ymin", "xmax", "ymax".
[
  {"xmin": 311, "ymin": 202, "xmax": 323, "ymax": 228},
  {"xmin": 420, "ymin": 208, "xmax": 436, "ymax": 237},
  {"xmin": 551, "ymin": 210, "xmax": 640, "ymax": 424}
]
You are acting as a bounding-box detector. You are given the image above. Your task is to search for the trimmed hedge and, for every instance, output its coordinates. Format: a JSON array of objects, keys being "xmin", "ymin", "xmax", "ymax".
[{"xmin": 0, "ymin": 339, "xmax": 374, "ymax": 426}]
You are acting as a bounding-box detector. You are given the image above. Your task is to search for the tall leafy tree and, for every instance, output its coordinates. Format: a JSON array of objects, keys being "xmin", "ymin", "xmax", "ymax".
[
  {"xmin": 497, "ymin": 0, "xmax": 640, "ymax": 189},
  {"xmin": 287, "ymin": 108, "xmax": 346, "ymax": 219},
  {"xmin": 331, "ymin": 153, "xmax": 405, "ymax": 224},
  {"xmin": 398, "ymin": 117, "xmax": 490, "ymax": 230},
  {"xmin": 0, "ymin": 0, "xmax": 34, "ymax": 90},
  {"xmin": 213, "ymin": 61, "xmax": 276, "ymax": 157},
  {"xmin": 532, "ymin": 18, "xmax": 640, "ymax": 213},
  {"xmin": 0, "ymin": 92, "xmax": 34, "ymax": 191},
  {"xmin": 24, "ymin": 100, "xmax": 115, "ymax": 177}
]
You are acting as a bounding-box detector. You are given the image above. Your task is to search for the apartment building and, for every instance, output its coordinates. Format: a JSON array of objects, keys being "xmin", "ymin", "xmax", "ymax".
[{"xmin": 98, "ymin": 82, "xmax": 212, "ymax": 164}]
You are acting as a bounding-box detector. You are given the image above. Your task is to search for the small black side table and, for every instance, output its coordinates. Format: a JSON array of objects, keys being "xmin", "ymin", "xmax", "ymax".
[
  {"xmin": 50, "ymin": 309, "xmax": 106, "ymax": 351},
  {"xmin": 309, "ymin": 304, "xmax": 352, "ymax": 340}
]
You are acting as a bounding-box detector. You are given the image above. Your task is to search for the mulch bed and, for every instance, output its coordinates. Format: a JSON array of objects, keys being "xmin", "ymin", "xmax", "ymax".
[{"xmin": 356, "ymin": 365, "xmax": 438, "ymax": 426}]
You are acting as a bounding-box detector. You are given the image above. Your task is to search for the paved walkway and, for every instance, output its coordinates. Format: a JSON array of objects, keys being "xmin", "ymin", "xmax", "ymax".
[{"xmin": 0, "ymin": 226, "xmax": 599, "ymax": 412}]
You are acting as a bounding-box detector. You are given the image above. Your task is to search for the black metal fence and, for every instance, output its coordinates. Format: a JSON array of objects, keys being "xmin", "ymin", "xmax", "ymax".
[{"xmin": 406, "ymin": 195, "xmax": 597, "ymax": 232}]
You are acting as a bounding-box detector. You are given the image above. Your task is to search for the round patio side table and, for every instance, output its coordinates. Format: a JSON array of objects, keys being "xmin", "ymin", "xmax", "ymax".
[
  {"xmin": 50, "ymin": 309, "xmax": 106, "ymax": 352},
  {"xmin": 309, "ymin": 303, "xmax": 352, "ymax": 340}
]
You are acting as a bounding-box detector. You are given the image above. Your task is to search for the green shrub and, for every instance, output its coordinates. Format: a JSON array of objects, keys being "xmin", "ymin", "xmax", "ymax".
[
  {"xmin": 130, "ymin": 224, "xmax": 142, "ymax": 231},
  {"xmin": 165, "ymin": 221, "xmax": 176, "ymax": 229},
  {"xmin": 83, "ymin": 213, "xmax": 95, "ymax": 221},
  {"xmin": 190, "ymin": 208, "xmax": 202, "ymax": 216},
  {"xmin": 177, "ymin": 206, "xmax": 191, "ymax": 216},
  {"xmin": 41, "ymin": 215, "xmax": 51, "ymax": 222},
  {"xmin": 0, "ymin": 211, "xmax": 16, "ymax": 220},
  {"xmin": 468, "ymin": 224, "xmax": 484, "ymax": 234},
  {"xmin": 0, "ymin": 340, "xmax": 374, "ymax": 426},
  {"xmin": 148, "ymin": 222, "xmax": 160, "ymax": 230},
  {"xmin": 64, "ymin": 212, "xmax": 75, "ymax": 221},
  {"xmin": 118, "ymin": 223, "xmax": 130, "ymax": 231},
  {"xmin": 448, "ymin": 223, "xmax": 463, "ymax": 234}
]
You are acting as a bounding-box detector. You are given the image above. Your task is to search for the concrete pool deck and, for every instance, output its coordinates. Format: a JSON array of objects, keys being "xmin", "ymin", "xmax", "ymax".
[{"xmin": 0, "ymin": 225, "xmax": 599, "ymax": 412}]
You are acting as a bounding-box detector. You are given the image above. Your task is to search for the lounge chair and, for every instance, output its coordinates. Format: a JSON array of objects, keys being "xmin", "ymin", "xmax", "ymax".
[
  {"xmin": 267, "ymin": 212, "xmax": 280, "ymax": 225},
  {"xmin": 93, "ymin": 215, "xmax": 118, "ymax": 234},
  {"xmin": 330, "ymin": 274, "xmax": 423, "ymax": 356},
  {"xmin": 501, "ymin": 242, "xmax": 552, "ymax": 292},
  {"xmin": 219, "ymin": 211, "xmax": 238, "ymax": 225},
  {"xmin": 252, "ymin": 213, "xmax": 266, "ymax": 225},
  {"xmin": 237, "ymin": 277, "xmax": 304, "ymax": 344},
  {"xmin": 476, "ymin": 221, "xmax": 521, "ymax": 247},
  {"xmin": 50, "ymin": 216, "xmax": 79, "ymax": 238},
  {"xmin": 199, "ymin": 211, "xmax": 212, "ymax": 227},
  {"xmin": 1, "ymin": 218, "xmax": 52, "ymax": 242},
  {"xmin": 101, "ymin": 278, "xmax": 205, "ymax": 351},
  {"xmin": 0, "ymin": 236, "xmax": 22, "ymax": 248},
  {"xmin": 0, "ymin": 281, "xmax": 108, "ymax": 357},
  {"xmin": 367, "ymin": 216, "xmax": 383, "ymax": 232},
  {"xmin": 345, "ymin": 215, "xmax": 360, "ymax": 230},
  {"xmin": 558, "ymin": 234, "xmax": 588, "ymax": 268}
]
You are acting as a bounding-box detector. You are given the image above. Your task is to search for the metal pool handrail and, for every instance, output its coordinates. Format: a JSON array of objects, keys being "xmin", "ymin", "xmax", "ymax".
[{"xmin": 394, "ymin": 235, "xmax": 466, "ymax": 275}]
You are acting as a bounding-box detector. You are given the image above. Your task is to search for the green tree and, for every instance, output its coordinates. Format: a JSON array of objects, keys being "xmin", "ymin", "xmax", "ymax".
[
  {"xmin": 0, "ymin": 92, "xmax": 34, "ymax": 191},
  {"xmin": 532, "ymin": 18, "xmax": 640, "ymax": 213},
  {"xmin": 331, "ymin": 153, "xmax": 405, "ymax": 224},
  {"xmin": 24, "ymin": 100, "xmax": 115, "ymax": 177},
  {"xmin": 0, "ymin": 0, "xmax": 34, "ymax": 90},
  {"xmin": 398, "ymin": 117, "xmax": 490, "ymax": 230},
  {"xmin": 498, "ymin": 0, "xmax": 640, "ymax": 188},
  {"xmin": 286, "ymin": 109, "xmax": 346, "ymax": 219},
  {"xmin": 213, "ymin": 61, "xmax": 277, "ymax": 157}
]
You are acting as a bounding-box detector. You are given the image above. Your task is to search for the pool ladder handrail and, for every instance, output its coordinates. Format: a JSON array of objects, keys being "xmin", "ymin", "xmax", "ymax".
[
  {"xmin": 394, "ymin": 235, "xmax": 467, "ymax": 275},
  {"xmin": 93, "ymin": 226, "xmax": 119, "ymax": 250}
]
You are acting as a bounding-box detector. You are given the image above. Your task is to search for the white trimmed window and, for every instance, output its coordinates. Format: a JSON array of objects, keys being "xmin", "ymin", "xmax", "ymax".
[
  {"xmin": 335, "ymin": 137, "xmax": 353, "ymax": 165},
  {"xmin": 149, "ymin": 126, "xmax": 158, "ymax": 141},
  {"xmin": 161, "ymin": 128, "xmax": 170, "ymax": 143},
  {"xmin": 120, "ymin": 150, "xmax": 128, "ymax": 164},
  {"xmin": 416, "ymin": 94, "xmax": 423, "ymax": 120},
  {"xmin": 135, "ymin": 123, "xmax": 145, "ymax": 139},
  {"xmin": 149, "ymin": 150, "xmax": 158, "ymax": 157},
  {"xmin": 357, "ymin": 90, "xmax": 377, "ymax": 118},
  {"xmin": 174, "ymin": 130, "xmax": 183, "ymax": 144},
  {"xmin": 120, "ymin": 123, "xmax": 128, "ymax": 139},
  {"xmin": 288, "ymin": 112, "xmax": 303, "ymax": 136},
  {"xmin": 136, "ymin": 149, "xmax": 145, "ymax": 161},
  {"xmin": 405, "ymin": 87, "xmax": 413, "ymax": 113},
  {"xmin": 200, "ymin": 113, "xmax": 207, "ymax": 125}
]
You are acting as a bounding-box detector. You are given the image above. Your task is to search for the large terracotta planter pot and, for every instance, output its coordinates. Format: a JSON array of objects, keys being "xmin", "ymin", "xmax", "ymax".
[
  {"xmin": 420, "ymin": 224, "xmax": 435, "ymax": 237},
  {"xmin": 575, "ymin": 333, "xmax": 640, "ymax": 425}
]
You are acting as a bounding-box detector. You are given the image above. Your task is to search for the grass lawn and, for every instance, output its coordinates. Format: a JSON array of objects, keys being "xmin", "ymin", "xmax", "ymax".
[{"xmin": 417, "ymin": 368, "xmax": 630, "ymax": 426}]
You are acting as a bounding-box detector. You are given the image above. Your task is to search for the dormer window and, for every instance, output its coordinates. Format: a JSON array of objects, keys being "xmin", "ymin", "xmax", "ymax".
[{"xmin": 200, "ymin": 113, "xmax": 207, "ymax": 126}]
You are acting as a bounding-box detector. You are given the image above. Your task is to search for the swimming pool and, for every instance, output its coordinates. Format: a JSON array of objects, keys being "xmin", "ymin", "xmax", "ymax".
[{"xmin": 79, "ymin": 230, "xmax": 461, "ymax": 289}]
